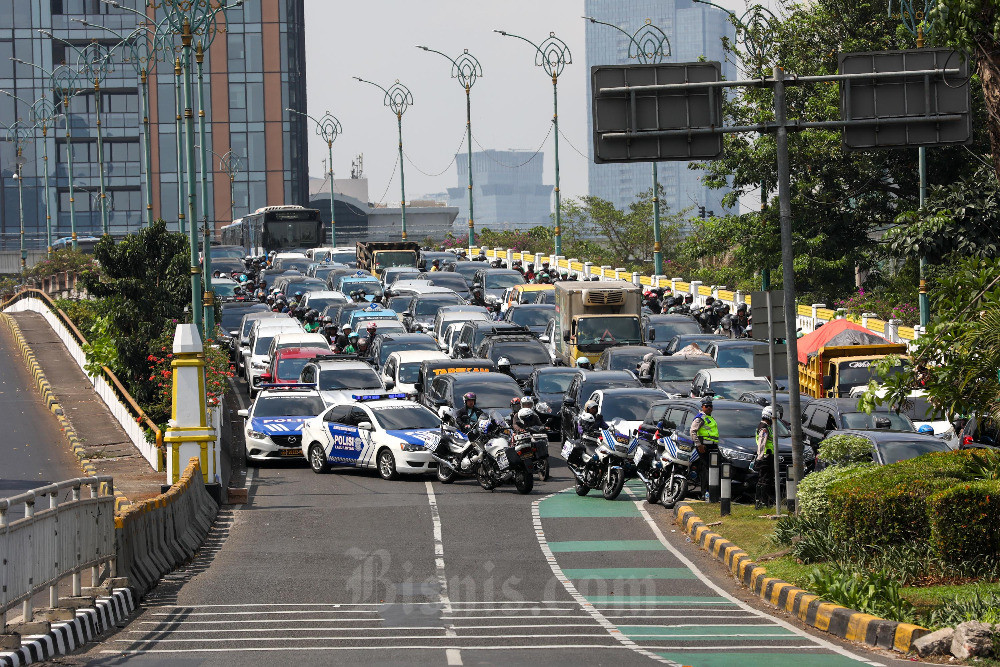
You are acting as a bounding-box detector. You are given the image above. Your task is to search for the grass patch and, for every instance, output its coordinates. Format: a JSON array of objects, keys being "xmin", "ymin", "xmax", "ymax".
[{"xmin": 903, "ymin": 582, "xmax": 1000, "ymax": 612}]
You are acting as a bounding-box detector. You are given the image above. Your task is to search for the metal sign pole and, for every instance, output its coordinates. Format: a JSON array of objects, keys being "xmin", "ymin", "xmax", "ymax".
[{"xmin": 766, "ymin": 290, "xmax": 780, "ymax": 516}]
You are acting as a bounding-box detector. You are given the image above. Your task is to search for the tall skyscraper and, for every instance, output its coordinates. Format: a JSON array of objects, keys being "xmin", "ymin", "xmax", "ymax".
[
  {"xmin": 584, "ymin": 0, "xmax": 734, "ymax": 224},
  {"xmin": 447, "ymin": 149, "xmax": 553, "ymax": 232},
  {"xmin": 0, "ymin": 0, "xmax": 307, "ymax": 249}
]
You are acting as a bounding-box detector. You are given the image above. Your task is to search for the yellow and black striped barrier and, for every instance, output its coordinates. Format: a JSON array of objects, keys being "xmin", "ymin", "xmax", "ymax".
[
  {"xmin": 674, "ymin": 504, "xmax": 927, "ymax": 654},
  {"xmin": 1, "ymin": 313, "xmax": 131, "ymax": 513}
]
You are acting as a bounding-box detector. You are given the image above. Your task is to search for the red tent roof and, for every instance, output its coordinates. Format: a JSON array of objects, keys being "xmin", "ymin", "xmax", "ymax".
[{"xmin": 796, "ymin": 319, "xmax": 891, "ymax": 364}]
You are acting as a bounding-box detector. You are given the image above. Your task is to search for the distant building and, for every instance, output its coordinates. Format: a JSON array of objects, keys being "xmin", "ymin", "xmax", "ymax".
[
  {"xmin": 446, "ymin": 150, "xmax": 553, "ymax": 233},
  {"xmin": 584, "ymin": 0, "xmax": 735, "ymax": 224}
]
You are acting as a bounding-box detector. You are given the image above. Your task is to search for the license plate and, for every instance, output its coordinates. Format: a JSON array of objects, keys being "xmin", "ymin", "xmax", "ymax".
[
  {"xmin": 495, "ymin": 452, "xmax": 509, "ymax": 470},
  {"xmin": 561, "ymin": 443, "xmax": 574, "ymax": 458},
  {"xmin": 279, "ymin": 449, "xmax": 301, "ymax": 457}
]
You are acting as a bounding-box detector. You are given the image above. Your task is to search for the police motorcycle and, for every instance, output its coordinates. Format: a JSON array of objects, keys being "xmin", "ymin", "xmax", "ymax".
[
  {"xmin": 510, "ymin": 401, "xmax": 552, "ymax": 481},
  {"xmin": 632, "ymin": 421, "xmax": 699, "ymax": 508},
  {"xmin": 476, "ymin": 416, "xmax": 534, "ymax": 495},
  {"xmin": 561, "ymin": 413, "xmax": 631, "ymax": 500},
  {"xmin": 427, "ymin": 408, "xmax": 485, "ymax": 484}
]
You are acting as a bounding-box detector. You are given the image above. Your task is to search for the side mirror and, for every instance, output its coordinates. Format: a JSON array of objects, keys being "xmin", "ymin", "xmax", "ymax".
[
  {"xmin": 384, "ymin": 379, "xmax": 395, "ymax": 390},
  {"xmin": 229, "ymin": 330, "xmax": 239, "ymax": 337},
  {"xmin": 358, "ymin": 421, "xmax": 374, "ymax": 431},
  {"xmin": 238, "ymin": 409, "xmax": 249, "ymax": 418},
  {"xmin": 539, "ymin": 335, "xmax": 550, "ymax": 343},
  {"xmin": 403, "ymin": 311, "xmax": 413, "ymax": 318},
  {"xmin": 648, "ymin": 329, "xmax": 655, "ymax": 341},
  {"xmin": 562, "ymin": 331, "xmax": 571, "ymax": 343},
  {"xmin": 823, "ymin": 375, "xmax": 835, "ymax": 391}
]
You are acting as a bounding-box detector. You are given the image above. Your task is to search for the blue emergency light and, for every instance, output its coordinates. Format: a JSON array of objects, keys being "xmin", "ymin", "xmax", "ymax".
[{"xmin": 352, "ymin": 392, "xmax": 408, "ymax": 402}]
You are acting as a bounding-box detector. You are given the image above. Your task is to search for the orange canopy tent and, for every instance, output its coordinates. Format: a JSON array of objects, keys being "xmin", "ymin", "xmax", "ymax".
[{"xmin": 796, "ymin": 319, "xmax": 891, "ymax": 364}]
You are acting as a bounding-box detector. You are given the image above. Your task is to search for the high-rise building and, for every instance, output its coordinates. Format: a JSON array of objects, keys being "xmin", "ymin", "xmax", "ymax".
[
  {"xmin": 0, "ymin": 0, "xmax": 307, "ymax": 250},
  {"xmin": 447, "ymin": 149, "xmax": 553, "ymax": 232},
  {"xmin": 584, "ymin": 0, "xmax": 734, "ymax": 225}
]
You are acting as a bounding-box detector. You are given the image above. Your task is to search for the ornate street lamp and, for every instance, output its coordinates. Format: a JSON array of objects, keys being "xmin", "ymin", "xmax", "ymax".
[
  {"xmin": 286, "ymin": 108, "xmax": 342, "ymax": 246},
  {"xmin": 4, "ymin": 118, "xmax": 31, "ymax": 269},
  {"xmin": 417, "ymin": 46, "xmax": 482, "ymax": 254},
  {"xmin": 354, "ymin": 77, "xmax": 414, "ymax": 240},
  {"xmin": 583, "ymin": 17, "xmax": 671, "ymax": 275},
  {"xmin": 495, "ymin": 29, "xmax": 572, "ymax": 257}
]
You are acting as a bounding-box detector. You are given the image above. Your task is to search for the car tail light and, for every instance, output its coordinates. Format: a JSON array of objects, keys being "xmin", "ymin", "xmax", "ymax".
[{"xmin": 962, "ymin": 435, "xmax": 974, "ymax": 448}]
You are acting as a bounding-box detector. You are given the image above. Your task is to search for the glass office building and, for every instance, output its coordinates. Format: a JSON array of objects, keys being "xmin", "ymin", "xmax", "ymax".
[
  {"xmin": 584, "ymin": 0, "xmax": 735, "ymax": 227},
  {"xmin": 0, "ymin": 0, "xmax": 307, "ymax": 249}
]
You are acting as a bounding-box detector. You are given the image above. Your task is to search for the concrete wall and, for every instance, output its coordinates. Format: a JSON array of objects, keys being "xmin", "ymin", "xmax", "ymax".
[{"xmin": 0, "ymin": 251, "xmax": 50, "ymax": 275}]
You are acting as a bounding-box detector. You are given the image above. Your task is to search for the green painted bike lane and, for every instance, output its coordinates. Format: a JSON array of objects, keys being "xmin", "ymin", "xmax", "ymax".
[{"xmin": 533, "ymin": 487, "xmax": 882, "ymax": 667}]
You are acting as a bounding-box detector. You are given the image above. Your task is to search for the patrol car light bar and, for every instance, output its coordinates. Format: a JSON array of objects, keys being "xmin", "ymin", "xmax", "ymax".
[
  {"xmin": 352, "ymin": 393, "xmax": 408, "ymax": 402},
  {"xmin": 259, "ymin": 383, "xmax": 318, "ymax": 389}
]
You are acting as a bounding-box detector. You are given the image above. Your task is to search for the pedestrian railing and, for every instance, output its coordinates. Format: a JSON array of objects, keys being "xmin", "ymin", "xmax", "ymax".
[{"xmin": 0, "ymin": 477, "xmax": 116, "ymax": 628}]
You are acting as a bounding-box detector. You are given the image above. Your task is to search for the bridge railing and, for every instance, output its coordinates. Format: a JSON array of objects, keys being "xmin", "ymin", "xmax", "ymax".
[
  {"xmin": 1, "ymin": 289, "xmax": 164, "ymax": 470},
  {"xmin": 0, "ymin": 477, "xmax": 116, "ymax": 628}
]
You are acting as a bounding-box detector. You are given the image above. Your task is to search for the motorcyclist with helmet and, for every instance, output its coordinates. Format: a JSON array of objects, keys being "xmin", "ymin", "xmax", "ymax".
[
  {"xmin": 496, "ymin": 356, "xmax": 514, "ymax": 379},
  {"xmin": 511, "ymin": 396, "xmax": 541, "ymax": 434},
  {"xmin": 303, "ymin": 310, "xmax": 321, "ymax": 333},
  {"xmin": 690, "ymin": 396, "xmax": 719, "ymax": 498},
  {"xmin": 576, "ymin": 356, "xmax": 593, "ymax": 370},
  {"xmin": 577, "ymin": 399, "xmax": 609, "ymax": 436},
  {"xmin": 456, "ymin": 392, "xmax": 486, "ymax": 433}
]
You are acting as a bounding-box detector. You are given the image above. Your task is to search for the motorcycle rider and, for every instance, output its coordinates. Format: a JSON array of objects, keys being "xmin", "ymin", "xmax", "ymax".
[
  {"xmin": 456, "ymin": 392, "xmax": 486, "ymax": 433},
  {"xmin": 754, "ymin": 405, "xmax": 777, "ymax": 509},
  {"xmin": 689, "ymin": 397, "xmax": 719, "ymax": 499},
  {"xmin": 637, "ymin": 352, "xmax": 656, "ymax": 383},
  {"xmin": 496, "ymin": 356, "xmax": 514, "ymax": 379},
  {"xmin": 341, "ymin": 332, "xmax": 360, "ymax": 355},
  {"xmin": 511, "ymin": 396, "xmax": 539, "ymax": 433},
  {"xmin": 577, "ymin": 399, "xmax": 609, "ymax": 435},
  {"xmin": 576, "ymin": 356, "xmax": 593, "ymax": 370},
  {"xmin": 303, "ymin": 310, "xmax": 321, "ymax": 333},
  {"xmin": 734, "ymin": 303, "xmax": 751, "ymax": 338}
]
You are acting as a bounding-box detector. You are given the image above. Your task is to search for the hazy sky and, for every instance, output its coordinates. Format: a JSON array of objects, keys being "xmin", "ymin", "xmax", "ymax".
[{"xmin": 302, "ymin": 0, "xmax": 761, "ymax": 204}]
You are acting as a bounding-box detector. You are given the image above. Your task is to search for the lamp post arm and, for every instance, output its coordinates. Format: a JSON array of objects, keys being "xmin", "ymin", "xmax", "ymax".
[
  {"xmin": 354, "ymin": 76, "xmax": 390, "ymax": 98},
  {"xmin": 494, "ymin": 29, "xmax": 542, "ymax": 55},
  {"xmin": 417, "ymin": 45, "xmax": 459, "ymax": 70}
]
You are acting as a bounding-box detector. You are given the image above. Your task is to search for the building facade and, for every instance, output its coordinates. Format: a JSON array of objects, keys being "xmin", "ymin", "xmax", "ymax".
[
  {"xmin": 584, "ymin": 0, "xmax": 734, "ymax": 225},
  {"xmin": 0, "ymin": 0, "xmax": 307, "ymax": 249},
  {"xmin": 446, "ymin": 149, "xmax": 553, "ymax": 233}
]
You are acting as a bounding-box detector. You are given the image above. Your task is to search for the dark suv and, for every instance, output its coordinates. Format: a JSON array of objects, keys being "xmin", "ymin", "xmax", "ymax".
[
  {"xmin": 801, "ymin": 398, "xmax": 915, "ymax": 449},
  {"xmin": 470, "ymin": 268, "xmax": 525, "ymax": 307},
  {"xmin": 452, "ymin": 321, "xmax": 531, "ymax": 359},
  {"xmin": 475, "ymin": 335, "xmax": 552, "ymax": 386}
]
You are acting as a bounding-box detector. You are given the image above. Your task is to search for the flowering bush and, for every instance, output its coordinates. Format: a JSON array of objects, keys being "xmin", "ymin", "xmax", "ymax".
[{"xmin": 834, "ymin": 288, "xmax": 919, "ymax": 326}]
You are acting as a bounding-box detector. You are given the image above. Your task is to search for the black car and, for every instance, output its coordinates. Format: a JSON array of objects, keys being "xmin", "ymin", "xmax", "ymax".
[
  {"xmin": 817, "ymin": 429, "xmax": 949, "ymax": 467},
  {"xmin": 415, "ymin": 359, "xmax": 496, "ymax": 408},
  {"xmin": 503, "ymin": 304, "xmax": 556, "ymax": 335},
  {"xmin": 470, "ymin": 268, "xmax": 525, "ymax": 307},
  {"xmin": 260, "ymin": 269, "xmax": 301, "ymax": 291},
  {"xmin": 416, "ymin": 273, "xmax": 472, "ymax": 300},
  {"xmin": 704, "ymin": 339, "xmax": 768, "ymax": 369},
  {"xmin": 452, "ymin": 321, "xmax": 532, "ymax": 359},
  {"xmin": 650, "ymin": 355, "xmax": 718, "ymax": 394},
  {"xmin": 738, "ymin": 390, "xmax": 815, "ymax": 420},
  {"xmin": 801, "ymin": 398, "xmax": 916, "ymax": 448},
  {"xmin": 643, "ymin": 314, "xmax": 702, "ymax": 353},
  {"xmin": 424, "ymin": 371, "xmax": 523, "ymax": 422},
  {"xmin": 401, "ymin": 293, "xmax": 468, "ymax": 333},
  {"xmin": 323, "ymin": 302, "xmax": 372, "ymax": 329},
  {"xmin": 595, "ymin": 345, "xmax": 659, "ymax": 374},
  {"xmin": 560, "ymin": 370, "xmax": 641, "ymax": 441},
  {"xmin": 219, "ymin": 301, "xmax": 268, "ymax": 357},
  {"xmin": 664, "ymin": 333, "xmax": 728, "ymax": 355},
  {"xmin": 366, "ymin": 333, "xmax": 440, "ymax": 371},
  {"xmin": 475, "ymin": 335, "xmax": 553, "ymax": 386},
  {"xmin": 525, "ymin": 367, "xmax": 579, "ymax": 435},
  {"xmin": 211, "ymin": 258, "xmax": 247, "ymax": 277},
  {"xmin": 446, "ymin": 261, "xmax": 484, "ymax": 281},
  {"xmin": 960, "ymin": 415, "xmax": 999, "ymax": 449},
  {"xmin": 637, "ymin": 398, "xmax": 813, "ymax": 489}
]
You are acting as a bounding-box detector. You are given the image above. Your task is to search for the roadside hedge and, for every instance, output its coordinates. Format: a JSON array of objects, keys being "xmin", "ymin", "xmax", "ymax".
[
  {"xmin": 797, "ymin": 463, "xmax": 873, "ymax": 520},
  {"xmin": 827, "ymin": 450, "xmax": 991, "ymax": 555},
  {"xmin": 927, "ymin": 480, "xmax": 1000, "ymax": 566}
]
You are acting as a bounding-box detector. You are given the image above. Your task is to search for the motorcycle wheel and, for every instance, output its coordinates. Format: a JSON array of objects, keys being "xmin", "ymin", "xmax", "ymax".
[
  {"xmin": 646, "ymin": 476, "xmax": 665, "ymax": 505},
  {"xmin": 661, "ymin": 476, "xmax": 689, "ymax": 509},
  {"xmin": 575, "ymin": 480, "xmax": 590, "ymax": 496},
  {"xmin": 437, "ymin": 463, "xmax": 456, "ymax": 484},
  {"xmin": 477, "ymin": 458, "xmax": 497, "ymax": 491},
  {"xmin": 537, "ymin": 458, "xmax": 550, "ymax": 481},
  {"xmin": 514, "ymin": 469, "xmax": 533, "ymax": 494},
  {"xmin": 603, "ymin": 467, "xmax": 625, "ymax": 501}
]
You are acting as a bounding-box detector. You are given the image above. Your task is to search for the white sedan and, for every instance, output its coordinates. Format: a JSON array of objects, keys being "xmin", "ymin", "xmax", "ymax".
[{"xmin": 300, "ymin": 394, "xmax": 442, "ymax": 479}]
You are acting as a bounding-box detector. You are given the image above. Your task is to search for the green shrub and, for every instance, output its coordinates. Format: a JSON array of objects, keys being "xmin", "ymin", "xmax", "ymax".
[
  {"xmin": 798, "ymin": 463, "xmax": 873, "ymax": 519},
  {"xmin": 54, "ymin": 298, "xmax": 101, "ymax": 338},
  {"xmin": 927, "ymin": 480, "xmax": 1000, "ymax": 566},
  {"xmin": 929, "ymin": 588, "xmax": 1000, "ymax": 628},
  {"xmin": 806, "ymin": 564, "xmax": 917, "ymax": 624},
  {"xmin": 817, "ymin": 434, "xmax": 876, "ymax": 465}
]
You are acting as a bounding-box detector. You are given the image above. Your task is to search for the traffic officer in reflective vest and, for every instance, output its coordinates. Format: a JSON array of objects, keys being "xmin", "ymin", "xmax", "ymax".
[{"xmin": 689, "ymin": 396, "xmax": 718, "ymax": 498}]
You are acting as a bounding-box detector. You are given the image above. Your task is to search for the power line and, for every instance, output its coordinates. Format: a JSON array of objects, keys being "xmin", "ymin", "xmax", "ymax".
[
  {"xmin": 470, "ymin": 125, "xmax": 552, "ymax": 168},
  {"xmin": 374, "ymin": 152, "xmax": 399, "ymax": 208},
  {"xmin": 402, "ymin": 126, "xmax": 466, "ymax": 177}
]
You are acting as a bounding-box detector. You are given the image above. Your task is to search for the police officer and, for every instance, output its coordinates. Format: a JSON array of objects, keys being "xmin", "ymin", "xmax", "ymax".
[
  {"xmin": 689, "ymin": 397, "xmax": 719, "ymax": 499},
  {"xmin": 754, "ymin": 405, "xmax": 777, "ymax": 509},
  {"xmin": 456, "ymin": 392, "xmax": 486, "ymax": 432}
]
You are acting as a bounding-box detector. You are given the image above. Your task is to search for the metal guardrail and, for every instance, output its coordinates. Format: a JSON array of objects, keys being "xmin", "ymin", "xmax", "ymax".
[{"xmin": 0, "ymin": 477, "xmax": 116, "ymax": 628}]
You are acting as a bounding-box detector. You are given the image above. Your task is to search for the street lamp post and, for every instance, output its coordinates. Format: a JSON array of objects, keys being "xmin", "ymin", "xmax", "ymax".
[
  {"xmin": 47, "ymin": 63, "xmax": 82, "ymax": 250},
  {"xmin": 286, "ymin": 108, "xmax": 341, "ymax": 246},
  {"xmin": 417, "ymin": 46, "xmax": 482, "ymax": 255},
  {"xmin": 354, "ymin": 77, "xmax": 413, "ymax": 240},
  {"xmin": 5, "ymin": 119, "xmax": 31, "ymax": 269},
  {"xmin": 219, "ymin": 150, "xmax": 243, "ymax": 227},
  {"xmin": 583, "ymin": 17, "xmax": 671, "ymax": 275},
  {"xmin": 495, "ymin": 29, "xmax": 572, "ymax": 257}
]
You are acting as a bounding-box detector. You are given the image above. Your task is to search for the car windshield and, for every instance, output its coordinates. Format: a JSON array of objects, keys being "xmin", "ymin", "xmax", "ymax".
[
  {"xmin": 878, "ymin": 438, "xmax": 947, "ymax": 464},
  {"xmin": 311, "ymin": 266, "xmax": 342, "ymax": 281},
  {"xmin": 715, "ymin": 344, "xmax": 764, "ymax": 369},
  {"xmin": 304, "ymin": 297, "xmax": 345, "ymax": 312},
  {"xmin": 453, "ymin": 380, "xmax": 522, "ymax": 408},
  {"xmin": 601, "ymin": 393, "xmax": 667, "ymax": 421},
  {"xmin": 604, "ymin": 349, "xmax": 651, "ymax": 372},
  {"xmin": 318, "ymin": 367, "xmax": 384, "ymax": 391},
  {"xmin": 326, "ymin": 251, "xmax": 356, "ymax": 265},
  {"xmin": 649, "ymin": 320, "xmax": 701, "ymax": 340},
  {"xmin": 534, "ymin": 291, "xmax": 555, "ymax": 304},
  {"xmin": 508, "ymin": 308, "xmax": 554, "ymax": 327},
  {"xmin": 484, "ymin": 274, "xmax": 524, "ymax": 289},
  {"xmin": 415, "ymin": 296, "xmax": 464, "ymax": 316},
  {"xmin": 712, "ymin": 380, "xmax": 772, "ymax": 400},
  {"xmin": 388, "ymin": 295, "xmax": 414, "ymax": 311},
  {"xmin": 222, "ymin": 305, "xmax": 265, "ymax": 330},
  {"xmin": 340, "ymin": 280, "xmax": 383, "ymax": 297},
  {"xmin": 388, "ymin": 272, "xmax": 421, "ymax": 285},
  {"xmin": 253, "ymin": 395, "xmax": 325, "ymax": 417},
  {"xmin": 837, "ymin": 358, "xmax": 910, "ymax": 391},
  {"xmin": 284, "ymin": 281, "xmax": 326, "ymax": 295},
  {"xmin": 358, "ymin": 321, "xmax": 406, "ymax": 336},
  {"xmin": 371, "ymin": 404, "xmax": 441, "ymax": 430},
  {"xmin": 658, "ymin": 360, "xmax": 715, "ymax": 381},
  {"xmin": 841, "ymin": 412, "xmax": 915, "ymax": 431},
  {"xmin": 424, "ymin": 275, "xmax": 468, "ymax": 290},
  {"xmin": 579, "ymin": 377, "xmax": 639, "ymax": 401},
  {"xmin": 374, "ymin": 251, "xmax": 417, "ymax": 270},
  {"xmin": 536, "ymin": 371, "xmax": 577, "ymax": 394},
  {"xmin": 576, "ymin": 318, "xmax": 642, "ymax": 346},
  {"xmin": 379, "ymin": 338, "xmax": 438, "ymax": 366},
  {"xmin": 211, "ymin": 247, "xmax": 245, "ymax": 260},
  {"xmin": 277, "ymin": 357, "xmax": 312, "ymax": 380},
  {"xmin": 277, "ymin": 259, "xmax": 311, "ymax": 272},
  {"xmin": 254, "ymin": 335, "xmax": 278, "ymax": 355},
  {"xmin": 715, "ymin": 406, "xmax": 791, "ymax": 438},
  {"xmin": 489, "ymin": 342, "xmax": 550, "ymax": 365},
  {"xmin": 398, "ymin": 362, "xmax": 422, "ymax": 384},
  {"xmin": 211, "ymin": 282, "xmax": 238, "ymax": 298}
]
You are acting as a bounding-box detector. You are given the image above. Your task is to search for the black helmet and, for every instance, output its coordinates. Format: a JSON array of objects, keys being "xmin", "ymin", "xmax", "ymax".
[
  {"xmin": 323, "ymin": 315, "xmax": 333, "ymax": 324},
  {"xmin": 700, "ymin": 396, "xmax": 714, "ymax": 408}
]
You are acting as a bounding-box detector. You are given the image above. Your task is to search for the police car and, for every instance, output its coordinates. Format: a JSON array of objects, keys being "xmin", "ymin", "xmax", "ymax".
[
  {"xmin": 300, "ymin": 393, "xmax": 442, "ymax": 479},
  {"xmin": 238, "ymin": 384, "xmax": 327, "ymax": 464}
]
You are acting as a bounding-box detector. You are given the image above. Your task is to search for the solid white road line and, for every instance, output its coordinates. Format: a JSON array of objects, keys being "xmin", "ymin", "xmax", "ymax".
[
  {"xmin": 127, "ymin": 623, "xmax": 611, "ymax": 633},
  {"xmin": 424, "ymin": 481, "xmax": 461, "ymax": 667},
  {"xmin": 146, "ymin": 600, "xmax": 576, "ymax": 608}
]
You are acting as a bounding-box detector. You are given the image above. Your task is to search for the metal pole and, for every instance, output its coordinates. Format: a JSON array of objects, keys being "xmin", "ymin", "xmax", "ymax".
[
  {"xmin": 761, "ymin": 189, "xmax": 769, "ymax": 290},
  {"xmin": 175, "ymin": 58, "xmax": 186, "ymax": 235},
  {"xmin": 94, "ymin": 79, "xmax": 109, "ymax": 236},
  {"xmin": 41, "ymin": 123, "xmax": 52, "ymax": 255},
  {"xmin": 182, "ymin": 25, "xmax": 203, "ymax": 335},
  {"xmin": 63, "ymin": 91, "xmax": 78, "ymax": 250},
  {"xmin": 16, "ymin": 158, "xmax": 25, "ymax": 270},
  {"xmin": 918, "ymin": 146, "xmax": 929, "ymax": 325},
  {"xmin": 766, "ymin": 290, "xmax": 780, "ymax": 516},
  {"xmin": 773, "ymin": 65, "xmax": 805, "ymax": 500},
  {"xmin": 397, "ymin": 112, "xmax": 407, "ymax": 240},
  {"xmin": 466, "ymin": 84, "xmax": 474, "ymax": 253},
  {"xmin": 327, "ymin": 139, "xmax": 335, "ymax": 246},
  {"xmin": 197, "ymin": 43, "xmax": 214, "ymax": 336},
  {"xmin": 552, "ymin": 76, "xmax": 562, "ymax": 257},
  {"xmin": 652, "ymin": 162, "xmax": 662, "ymax": 275},
  {"xmin": 140, "ymin": 68, "xmax": 154, "ymax": 227}
]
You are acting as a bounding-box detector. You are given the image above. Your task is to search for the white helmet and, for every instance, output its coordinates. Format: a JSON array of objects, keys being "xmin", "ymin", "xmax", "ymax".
[
  {"xmin": 438, "ymin": 406, "xmax": 456, "ymax": 422},
  {"xmin": 535, "ymin": 401, "xmax": 552, "ymax": 415},
  {"xmin": 584, "ymin": 399, "xmax": 599, "ymax": 412},
  {"xmin": 497, "ymin": 356, "xmax": 512, "ymax": 368},
  {"xmin": 579, "ymin": 412, "xmax": 596, "ymax": 426},
  {"xmin": 517, "ymin": 407, "xmax": 535, "ymax": 421},
  {"xmin": 520, "ymin": 395, "xmax": 536, "ymax": 408},
  {"xmin": 577, "ymin": 356, "xmax": 591, "ymax": 368},
  {"xmin": 761, "ymin": 405, "xmax": 775, "ymax": 420}
]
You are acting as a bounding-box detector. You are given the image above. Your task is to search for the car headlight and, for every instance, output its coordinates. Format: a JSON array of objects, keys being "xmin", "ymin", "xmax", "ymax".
[
  {"xmin": 251, "ymin": 360, "xmax": 267, "ymax": 370},
  {"xmin": 247, "ymin": 430, "xmax": 269, "ymax": 440},
  {"xmin": 400, "ymin": 443, "xmax": 424, "ymax": 452},
  {"xmin": 719, "ymin": 446, "xmax": 754, "ymax": 462}
]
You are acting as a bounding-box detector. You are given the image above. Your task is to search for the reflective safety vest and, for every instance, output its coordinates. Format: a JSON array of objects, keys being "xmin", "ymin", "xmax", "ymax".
[
  {"xmin": 758, "ymin": 425, "xmax": 774, "ymax": 455},
  {"xmin": 696, "ymin": 412, "xmax": 719, "ymax": 444}
]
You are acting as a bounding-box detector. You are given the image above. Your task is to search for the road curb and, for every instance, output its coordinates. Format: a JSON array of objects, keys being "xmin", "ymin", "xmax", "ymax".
[
  {"xmin": 673, "ymin": 503, "xmax": 927, "ymax": 654},
  {"xmin": 0, "ymin": 588, "xmax": 135, "ymax": 667},
  {"xmin": 0, "ymin": 313, "xmax": 130, "ymax": 512}
]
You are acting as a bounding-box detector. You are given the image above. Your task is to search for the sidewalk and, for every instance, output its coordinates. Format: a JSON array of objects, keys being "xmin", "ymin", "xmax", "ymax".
[{"xmin": 9, "ymin": 311, "xmax": 163, "ymax": 503}]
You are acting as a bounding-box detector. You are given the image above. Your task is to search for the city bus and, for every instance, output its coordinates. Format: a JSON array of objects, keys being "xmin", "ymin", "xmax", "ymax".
[
  {"xmin": 219, "ymin": 205, "xmax": 324, "ymax": 256},
  {"xmin": 51, "ymin": 236, "xmax": 102, "ymax": 253}
]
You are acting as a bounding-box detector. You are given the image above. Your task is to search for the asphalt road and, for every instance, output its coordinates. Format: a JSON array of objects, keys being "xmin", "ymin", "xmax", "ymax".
[
  {"xmin": 0, "ymin": 321, "xmax": 83, "ymax": 513},
  {"xmin": 60, "ymin": 376, "xmax": 906, "ymax": 667}
]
